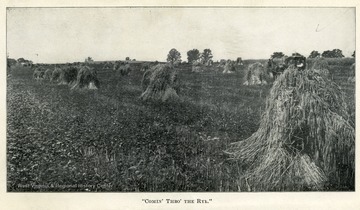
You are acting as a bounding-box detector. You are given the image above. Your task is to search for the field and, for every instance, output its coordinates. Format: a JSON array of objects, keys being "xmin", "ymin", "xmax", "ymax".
[{"xmin": 7, "ymin": 58, "xmax": 355, "ymax": 192}]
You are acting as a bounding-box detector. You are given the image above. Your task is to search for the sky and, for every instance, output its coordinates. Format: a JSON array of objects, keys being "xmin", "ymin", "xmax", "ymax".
[{"xmin": 7, "ymin": 7, "xmax": 355, "ymax": 64}]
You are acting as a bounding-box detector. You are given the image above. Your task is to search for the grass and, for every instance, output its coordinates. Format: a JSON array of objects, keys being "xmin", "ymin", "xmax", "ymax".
[{"xmin": 7, "ymin": 58, "xmax": 355, "ymax": 192}]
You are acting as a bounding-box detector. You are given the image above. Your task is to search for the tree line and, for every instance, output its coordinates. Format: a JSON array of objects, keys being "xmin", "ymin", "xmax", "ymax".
[
  {"xmin": 308, "ymin": 49, "xmax": 353, "ymax": 58},
  {"xmin": 168, "ymin": 48, "xmax": 355, "ymax": 65},
  {"xmin": 167, "ymin": 48, "xmax": 213, "ymax": 64},
  {"xmin": 7, "ymin": 57, "xmax": 33, "ymax": 66},
  {"xmin": 271, "ymin": 49, "xmax": 355, "ymax": 59},
  {"xmin": 8, "ymin": 48, "xmax": 355, "ymax": 68}
]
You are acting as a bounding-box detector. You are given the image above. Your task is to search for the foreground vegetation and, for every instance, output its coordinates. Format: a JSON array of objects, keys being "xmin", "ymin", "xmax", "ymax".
[{"xmin": 7, "ymin": 58, "xmax": 355, "ymax": 191}]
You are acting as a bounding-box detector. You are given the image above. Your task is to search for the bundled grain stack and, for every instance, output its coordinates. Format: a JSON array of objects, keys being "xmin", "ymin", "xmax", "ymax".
[
  {"xmin": 114, "ymin": 62, "xmax": 132, "ymax": 76},
  {"xmin": 113, "ymin": 61, "xmax": 121, "ymax": 71},
  {"xmin": 267, "ymin": 56, "xmax": 288, "ymax": 78},
  {"xmin": 113, "ymin": 61, "xmax": 122, "ymax": 72},
  {"xmin": 58, "ymin": 66, "xmax": 79, "ymax": 86},
  {"xmin": 140, "ymin": 64, "xmax": 179, "ymax": 102},
  {"xmin": 51, "ymin": 67, "xmax": 62, "ymax": 82},
  {"xmin": 348, "ymin": 63, "xmax": 355, "ymax": 83},
  {"xmin": 310, "ymin": 58, "xmax": 329, "ymax": 77},
  {"xmin": 141, "ymin": 67, "xmax": 155, "ymax": 91},
  {"xmin": 102, "ymin": 62, "xmax": 112, "ymax": 70},
  {"xmin": 71, "ymin": 66, "xmax": 100, "ymax": 90},
  {"xmin": 192, "ymin": 61, "xmax": 203, "ymax": 72},
  {"xmin": 120, "ymin": 63, "xmax": 132, "ymax": 76},
  {"xmin": 206, "ymin": 60, "xmax": 213, "ymax": 66},
  {"xmin": 236, "ymin": 57, "xmax": 244, "ymax": 66},
  {"xmin": 141, "ymin": 63, "xmax": 151, "ymax": 72},
  {"xmin": 243, "ymin": 62, "xmax": 269, "ymax": 85},
  {"xmin": 217, "ymin": 59, "xmax": 226, "ymax": 67},
  {"xmin": 226, "ymin": 66, "xmax": 355, "ymax": 191},
  {"xmin": 223, "ymin": 60, "xmax": 236, "ymax": 74},
  {"xmin": 33, "ymin": 68, "xmax": 45, "ymax": 80},
  {"xmin": 286, "ymin": 55, "xmax": 306, "ymax": 71},
  {"xmin": 43, "ymin": 69, "xmax": 53, "ymax": 80}
]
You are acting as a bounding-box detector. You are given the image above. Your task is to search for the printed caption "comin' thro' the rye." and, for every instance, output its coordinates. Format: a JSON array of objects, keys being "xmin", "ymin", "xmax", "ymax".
[{"xmin": 142, "ymin": 199, "xmax": 213, "ymax": 204}]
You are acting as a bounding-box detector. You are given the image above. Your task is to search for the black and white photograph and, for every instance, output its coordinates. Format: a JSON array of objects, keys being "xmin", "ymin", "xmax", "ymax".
[
  {"xmin": 3, "ymin": 2, "xmax": 360, "ymax": 209},
  {"xmin": 6, "ymin": 6, "xmax": 356, "ymax": 194}
]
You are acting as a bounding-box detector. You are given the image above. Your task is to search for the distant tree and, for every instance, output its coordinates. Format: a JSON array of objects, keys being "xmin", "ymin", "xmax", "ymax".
[
  {"xmin": 126, "ymin": 57, "xmax": 130, "ymax": 61},
  {"xmin": 321, "ymin": 50, "xmax": 333, "ymax": 58},
  {"xmin": 309, "ymin": 51, "xmax": 321, "ymax": 58},
  {"xmin": 16, "ymin": 57, "xmax": 33, "ymax": 67},
  {"xmin": 167, "ymin": 48, "xmax": 181, "ymax": 63},
  {"xmin": 7, "ymin": 58, "xmax": 17, "ymax": 67},
  {"xmin": 271, "ymin": 52, "xmax": 285, "ymax": 59},
  {"xmin": 132, "ymin": 59, "xmax": 136, "ymax": 61},
  {"xmin": 322, "ymin": 49, "xmax": 344, "ymax": 58},
  {"xmin": 85, "ymin": 57, "xmax": 94, "ymax": 63},
  {"xmin": 187, "ymin": 49, "xmax": 200, "ymax": 64},
  {"xmin": 352, "ymin": 51, "xmax": 355, "ymax": 58},
  {"xmin": 332, "ymin": 49, "xmax": 344, "ymax": 58},
  {"xmin": 200, "ymin": 49, "xmax": 213, "ymax": 64},
  {"xmin": 17, "ymin": 58, "xmax": 26, "ymax": 63},
  {"xmin": 236, "ymin": 57, "xmax": 243, "ymax": 65},
  {"xmin": 291, "ymin": 52, "xmax": 304, "ymax": 57}
]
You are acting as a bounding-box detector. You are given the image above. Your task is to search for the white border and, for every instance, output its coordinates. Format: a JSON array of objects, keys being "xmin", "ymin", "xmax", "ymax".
[{"xmin": 1, "ymin": 1, "xmax": 359, "ymax": 209}]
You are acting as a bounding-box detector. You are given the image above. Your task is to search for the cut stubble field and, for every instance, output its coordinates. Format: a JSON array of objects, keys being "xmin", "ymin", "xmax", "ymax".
[{"xmin": 7, "ymin": 60, "xmax": 355, "ymax": 192}]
